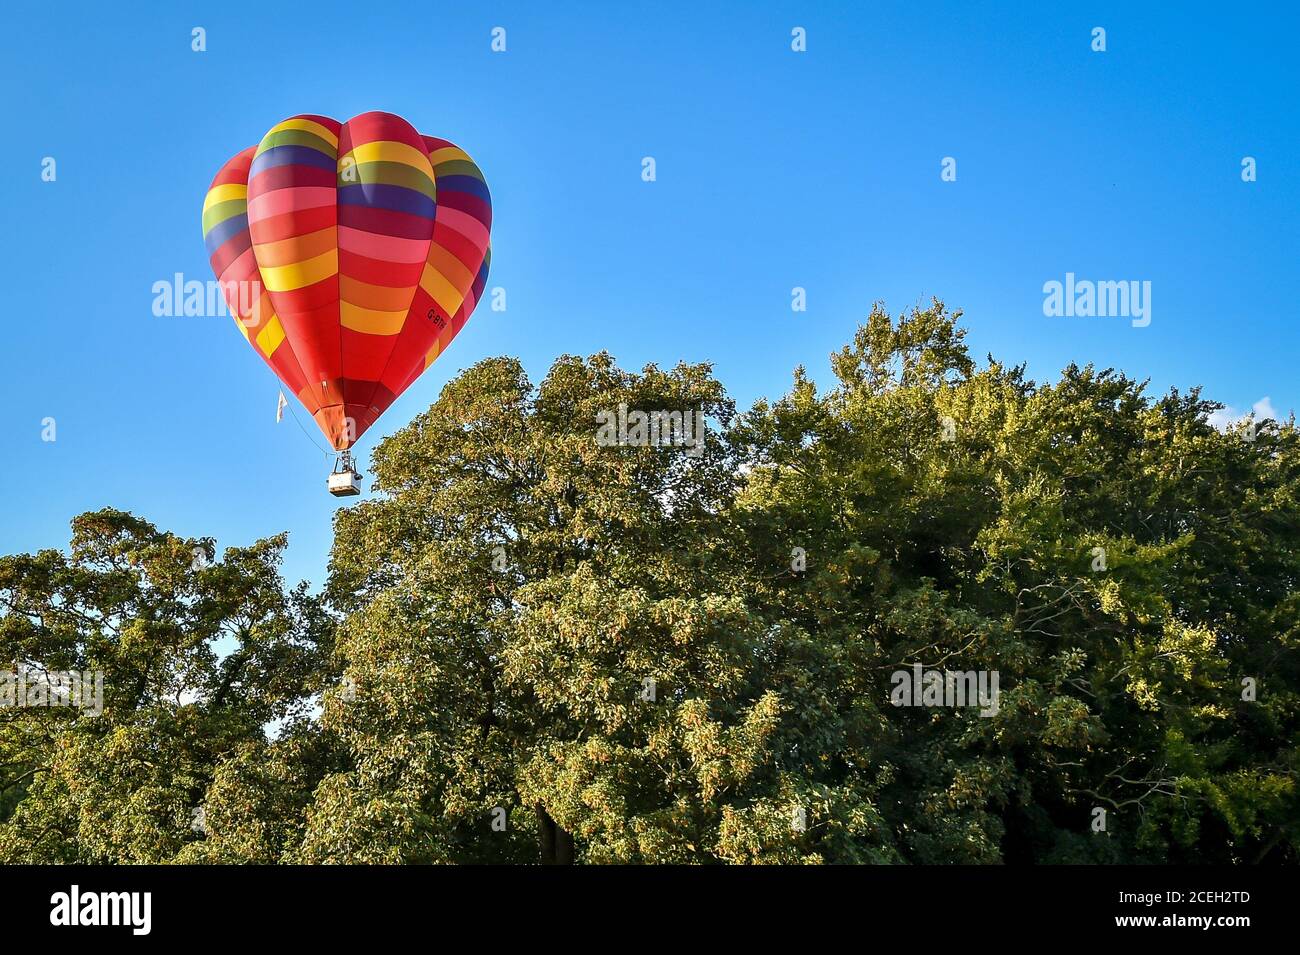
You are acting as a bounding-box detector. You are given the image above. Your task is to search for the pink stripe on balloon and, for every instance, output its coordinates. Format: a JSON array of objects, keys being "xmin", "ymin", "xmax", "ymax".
[
  {"xmin": 219, "ymin": 245, "xmax": 258, "ymax": 285},
  {"xmin": 433, "ymin": 206, "xmax": 491, "ymax": 250},
  {"xmin": 337, "ymin": 226, "xmax": 431, "ymax": 264},
  {"xmin": 246, "ymin": 186, "xmax": 337, "ymax": 221}
]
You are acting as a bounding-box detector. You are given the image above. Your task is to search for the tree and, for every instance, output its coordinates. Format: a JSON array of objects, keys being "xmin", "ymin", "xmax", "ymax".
[
  {"xmin": 731, "ymin": 301, "xmax": 1299, "ymax": 862},
  {"xmin": 0, "ymin": 509, "xmax": 329, "ymax": 863},
  {"xmin": 298, "ymin": 352, "xmax": 866, "ymax": 863}
]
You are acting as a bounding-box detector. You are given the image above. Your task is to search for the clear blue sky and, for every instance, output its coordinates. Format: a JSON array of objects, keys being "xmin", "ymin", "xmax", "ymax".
[{"xmin": 3, "ymin": 1, "xmax": 1297, "ymax": 590}]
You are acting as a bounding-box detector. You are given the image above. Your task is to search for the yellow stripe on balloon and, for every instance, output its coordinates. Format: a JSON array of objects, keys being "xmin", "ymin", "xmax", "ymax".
[
  {"xmin": 341, "ymin": 140, "xmax": 436, "ymax": 176},
  {"xmin": 273, "ymin": 118, "xmax": 340, "ymax": 149},
  {"xmin": 258, "ymin": 249, "xmax": 338, "ymax": 292},
  {"xmin": 427, "ymin": 245, "xmax": 475, "ymax": 294},
  {"xmin": 256, "ymin": 315, "xmax": 287, "ymax": 356},
  {"xmin": 423, "ymin": 338, "xmax": 442, "ymax": 368},
  {"xmin": 426, "ymin": 146, "xmax": 474, "ymax": 167},
  {"xmin": 419, "ymin": 262, "xmax": 465, "ymax": 318},
  {"xmin": 340, "ymin": 301, "xmax": 407, "ymax": 335},
  {"xmin": 204, "ymin": 183, "xmax": 247, "ymax": 213}
]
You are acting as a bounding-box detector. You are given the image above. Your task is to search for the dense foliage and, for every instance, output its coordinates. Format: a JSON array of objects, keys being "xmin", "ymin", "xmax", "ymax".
[{"xmin": 3, "ymin": 302, "xmax": 1296, "ymax": 863}]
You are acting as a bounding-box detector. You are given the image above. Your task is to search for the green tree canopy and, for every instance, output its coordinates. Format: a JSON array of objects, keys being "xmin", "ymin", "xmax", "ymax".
[
  {"xmin": 3, "ymin": 302, "xmax": 1295, "ymax": 863},
  {"xmin": 0, "ymin": 510, "xmax": 331, "ymax": 863}
]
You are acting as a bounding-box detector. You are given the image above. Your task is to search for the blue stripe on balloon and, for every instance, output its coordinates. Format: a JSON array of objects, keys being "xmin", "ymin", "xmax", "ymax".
[
  {"xmin": 434, "ymin": 175, "xmax": 491, "ymax": 203},
  {"xmin": 249, "ymin": 144, "xmax": 338, "ymax": 179},
  {"xmin": 337, "ymin": 183, "xmax": 437, "ymax": 219},
  {"xmin": 204, "ymin": 213, "xmax": 249, "ymax": 255}
]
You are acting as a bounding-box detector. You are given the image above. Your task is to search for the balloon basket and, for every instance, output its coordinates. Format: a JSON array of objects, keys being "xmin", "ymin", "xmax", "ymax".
[{"xmin": 328, "ymin": 452, "xmax": 362, "ymax": 497}]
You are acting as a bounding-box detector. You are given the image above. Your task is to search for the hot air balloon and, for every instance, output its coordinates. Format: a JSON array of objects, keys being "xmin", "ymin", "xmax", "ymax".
[{"xmin": 201, "ymin": 112, "xmax": 492, "ymax": 495}]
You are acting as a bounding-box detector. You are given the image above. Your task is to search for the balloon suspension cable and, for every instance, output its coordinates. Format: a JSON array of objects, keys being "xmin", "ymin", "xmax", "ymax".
[
  {"xmin": 334, "ymin": 449, "xmax": 359, "ymax": 476},
  {"xmin": 279, "ymin": 391, "xmax": 333, "ymax": 460}
]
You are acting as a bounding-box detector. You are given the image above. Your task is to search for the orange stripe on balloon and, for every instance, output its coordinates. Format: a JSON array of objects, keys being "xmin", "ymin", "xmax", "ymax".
[
  {"xmin": 339, "ymin": 274, "xmax": 416, "ymax": 312},
  {"xmin": 254, "ymin": 227, "xmax": 336, "ymax": 267}
]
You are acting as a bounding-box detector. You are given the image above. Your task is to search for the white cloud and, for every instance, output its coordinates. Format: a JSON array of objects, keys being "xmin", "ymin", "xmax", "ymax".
[
  {"xmin": 1207, "ymin": 396, "xmax": 1279, "ymax": 432},
  {"xmin": 1253, "ymin": 396, "xmax": 1279, "ymax": 422}
]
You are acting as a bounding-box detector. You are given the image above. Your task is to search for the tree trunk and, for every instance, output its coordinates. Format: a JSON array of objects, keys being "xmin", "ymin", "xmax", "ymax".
[
  {"xmin": 536, "ymin": 805, "xmax": 573, "ymax": 865},
  {"xmin": 555, "ymin": 825, "xmax": 574, "ymax": 864}
]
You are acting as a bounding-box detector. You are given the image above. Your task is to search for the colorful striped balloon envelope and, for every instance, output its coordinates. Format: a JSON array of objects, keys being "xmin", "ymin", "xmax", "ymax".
[{"xmin": 202, "ymin": 111, "xmax": 492, "ymax": 451}]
